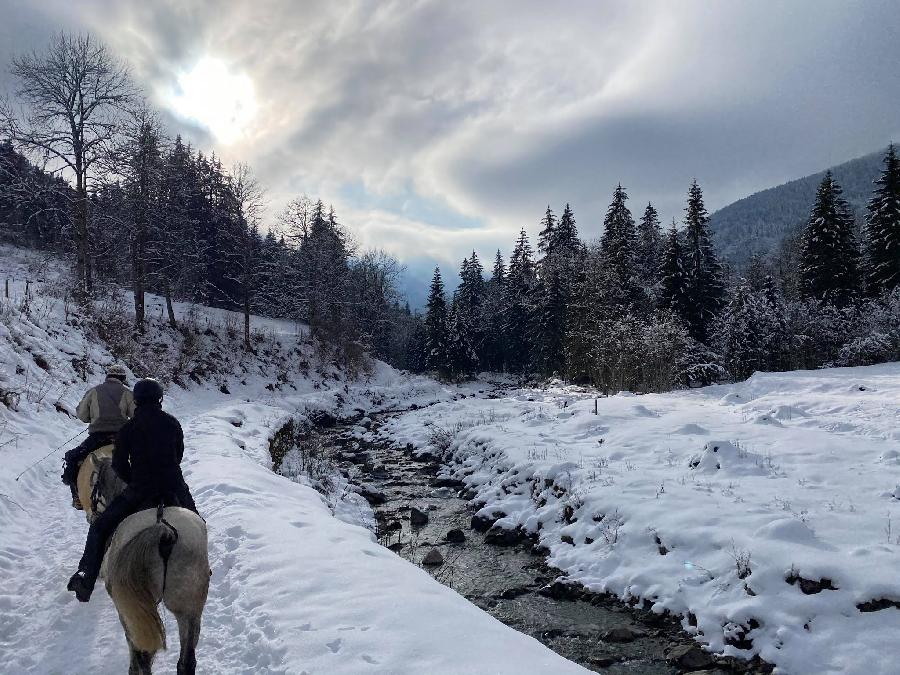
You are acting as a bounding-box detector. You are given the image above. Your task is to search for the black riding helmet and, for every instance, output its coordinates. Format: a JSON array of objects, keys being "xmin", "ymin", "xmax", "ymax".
[{"xmin": 133, "ymin": 378, "xmax": 164, "ymax": 405}]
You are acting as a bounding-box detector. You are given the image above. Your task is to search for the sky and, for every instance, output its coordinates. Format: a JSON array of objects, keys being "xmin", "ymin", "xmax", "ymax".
[{"xmin": 1, "ymin": 0, "xmax": 899, "ymax": 306}]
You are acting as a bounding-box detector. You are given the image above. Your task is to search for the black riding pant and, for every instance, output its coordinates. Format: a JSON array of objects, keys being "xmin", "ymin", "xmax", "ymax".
[
  {"xmin": 61, "ymin": 433, "xmax": 116, "ymax": 486},
  {"xmin": 78, "ymin": 483, "xmax": 199, "ymax": 580}
]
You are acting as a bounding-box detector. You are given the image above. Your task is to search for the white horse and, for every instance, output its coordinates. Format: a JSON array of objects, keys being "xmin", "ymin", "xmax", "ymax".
[{"xmin": 86, "ymin": 457, "xmax": 210, "ymax": 675}]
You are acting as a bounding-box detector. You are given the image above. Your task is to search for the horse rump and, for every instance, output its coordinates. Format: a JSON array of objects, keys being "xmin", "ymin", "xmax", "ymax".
[{"xmin": 106, "ymin": 521, "xmax": 176, "ymax": 653}]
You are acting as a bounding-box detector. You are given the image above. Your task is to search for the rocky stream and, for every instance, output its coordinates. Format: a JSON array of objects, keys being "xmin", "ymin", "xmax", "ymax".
[{"xmin": 277, "ymin": 408, "xmax": 774, "ymax": 675}]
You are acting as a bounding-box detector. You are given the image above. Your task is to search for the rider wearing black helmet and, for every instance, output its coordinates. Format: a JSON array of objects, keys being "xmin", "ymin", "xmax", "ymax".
[{"xmin": 67, "ymin": 378, "xmax": 198, "ymax": 602}]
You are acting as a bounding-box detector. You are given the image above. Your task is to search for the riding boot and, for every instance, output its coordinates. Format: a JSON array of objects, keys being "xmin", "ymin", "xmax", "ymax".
[{"xmin": 67, "ymin": 569, "xmax": 96, "ymax": 602}]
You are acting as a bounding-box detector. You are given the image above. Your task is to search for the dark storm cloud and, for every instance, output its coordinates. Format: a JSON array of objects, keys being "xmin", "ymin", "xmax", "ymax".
[{"xmin": 1, "ymin": 0, "xmax": 899, "ymax": 271}]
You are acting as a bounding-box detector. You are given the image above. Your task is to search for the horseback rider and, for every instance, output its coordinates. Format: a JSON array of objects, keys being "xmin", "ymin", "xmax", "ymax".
[
  {"xmin": 61, "ymin": 364, "xmax": 135, "ymax": 508},
  {"xmin": 67, "ymin": 378, "xmax": 199, "ymax": 602}
]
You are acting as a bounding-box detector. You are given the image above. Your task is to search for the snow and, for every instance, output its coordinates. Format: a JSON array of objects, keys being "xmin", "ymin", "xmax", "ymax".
[
  {"xmin": 0, "ymin": 246, "xmax": 587, "ymax": 674},
  {"xmin": 381, "ymin": 365, "xmax": 900, "ymax": 674}
]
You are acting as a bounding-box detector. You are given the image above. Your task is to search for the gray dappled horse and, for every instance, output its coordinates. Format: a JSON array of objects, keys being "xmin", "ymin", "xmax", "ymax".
[{"xmin": 88, "ymin": 456, "xmax": 210, "ymax": 675}]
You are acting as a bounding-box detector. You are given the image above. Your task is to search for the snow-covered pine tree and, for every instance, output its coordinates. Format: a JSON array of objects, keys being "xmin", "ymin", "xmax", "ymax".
[
  {"xmin": 715, "ymin": 283, "xmax": 784, "ymax": 380},
  {"xmin": 682, "ymin": 180, "xmax": 724, "ymax": 342},
  {"xmin": 537, "ymin": 205, "xmax": 556, "ymax": 258},
  {"xmin": 424, "ymin": 267, "xmax": 451, "ymax": 379},
  {"xmin": 658, "ymin": 221, "xmax": 690, "ymax": 325},
  {"xmin": 799, "ymin": 171, "xmax": 860, "ymax": 307},
  {"xmin": 447, "ymin": 302, "xmax": 477, "ymax": 379},
  {"xmin": 599, "ymin": 184, "xmax": 640, "ymax": 309},
  {"xmin": 865, "ymin": 144, "xmax": 900, "ymax": 294},
  {"xmin": 532, "ymin": 203, "xmax": 582, "ymax": 376},
  {"xmin": 636, "ymin": 202, "xmax": 663, "ymax": 298},
  {"xmin": 553, "ymin": 203, "xmax": 579, "ymax": 253},
  {"xmin": 562, "ymin": 245, "xmax": 595, "ymax": 382},
  {"xmin": 455, "ymin": 251, "xmax": 485, "ymax": 369},
  {"xmin": 504, "ymin": 229, "xmax": 535, "ymax": 374},
  {"xmin": 530, "ymin": 266, "xmax": 565, "ymax": 376},
  {"xmin": 482, "ymin": 250, "xmax": 507, "ymax": 371}
]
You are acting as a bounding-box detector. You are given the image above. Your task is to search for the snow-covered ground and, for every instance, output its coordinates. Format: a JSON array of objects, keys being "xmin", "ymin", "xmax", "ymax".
[
  {"xmin": 381, "ymin": 367, "xmax": 900, "ymax": 674},
  {"xmin": 0, "ymin": 246, "xmax": 587, "ymax": 674}
]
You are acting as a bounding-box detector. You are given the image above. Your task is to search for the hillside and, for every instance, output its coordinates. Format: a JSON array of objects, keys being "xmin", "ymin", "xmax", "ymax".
[{"xmin": 709, "ymin": 148, "xmax": 886, "ymax": 267}]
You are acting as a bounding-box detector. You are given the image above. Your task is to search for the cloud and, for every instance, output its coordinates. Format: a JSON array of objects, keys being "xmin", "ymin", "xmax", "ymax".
[{"xmin": 2, "ymin": 0, "xmax": 899, "ymax": 300}]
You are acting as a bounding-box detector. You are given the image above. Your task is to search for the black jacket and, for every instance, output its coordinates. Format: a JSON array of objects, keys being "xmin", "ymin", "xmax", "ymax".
[{"xmin": 113, "ymin": 404, "xmax": 188, "ymax": 496}]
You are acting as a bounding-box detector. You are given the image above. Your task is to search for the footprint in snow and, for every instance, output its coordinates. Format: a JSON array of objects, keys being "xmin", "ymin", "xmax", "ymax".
[{"xmin": 326, "ymin": 638, "xmax": 342, "ymax": 653}]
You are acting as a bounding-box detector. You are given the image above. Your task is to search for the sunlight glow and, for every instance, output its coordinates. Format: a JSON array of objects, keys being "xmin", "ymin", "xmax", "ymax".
[{"xmin": 168, "ymin": 57, "xmax": 257, "ymax": 143}]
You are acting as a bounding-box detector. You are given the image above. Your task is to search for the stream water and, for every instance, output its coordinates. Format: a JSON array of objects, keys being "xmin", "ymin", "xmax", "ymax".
[{"xmin": 299, "ymin": 411, "xmax": 769, "ymax": 675}]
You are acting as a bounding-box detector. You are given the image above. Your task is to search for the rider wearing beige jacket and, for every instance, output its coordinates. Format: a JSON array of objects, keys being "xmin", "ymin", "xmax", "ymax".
[{"xmin": 62, "ymin": 364, "xmax": 136, "ymax": 505}]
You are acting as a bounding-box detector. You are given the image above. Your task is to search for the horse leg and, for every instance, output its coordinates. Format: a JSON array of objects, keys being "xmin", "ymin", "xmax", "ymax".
[
  {"xmin": 130, "ymin": 649, "xmax": 154, "ymax": 675},
  {"xmin": 126, "ymin": 638, "xmax": 155, "ymax": 675},
  {"xmin": 121, "ymin": 613, "xmax": 156, "ymax": 675},
  {"xmin": 176, "ymin": 613, "xmax": 201, "ymax": 675}
]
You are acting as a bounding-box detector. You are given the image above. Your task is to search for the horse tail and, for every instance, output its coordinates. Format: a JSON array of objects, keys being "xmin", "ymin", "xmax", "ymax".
[{"xmin": 107, "ymin": 522, "xmax": 177, "ymax": 653}]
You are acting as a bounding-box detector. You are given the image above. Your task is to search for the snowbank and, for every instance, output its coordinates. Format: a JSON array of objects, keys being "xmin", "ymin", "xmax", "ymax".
[{"xmin": 382, "ymin": 365, "xmax": 900, "ymax": 674}]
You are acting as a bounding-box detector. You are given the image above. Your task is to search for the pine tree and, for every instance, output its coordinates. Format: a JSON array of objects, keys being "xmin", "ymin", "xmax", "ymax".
[
  {"xmin": 553, "ymin": 203, "xmax": 579, "ymax": 253},
  {"xmin": 537, "ymin": 205, "xmax": 556, "ymax": 258},
  {"xmin": 799, "ymin": 171, "xmax": 860, "ymax": 307},
  {"xmin": 682, "ymin": 180, "xmax": 724, "ymax": 341},
  {"xmin": 482, "ymin": 250, "xmax": 507, "ymax": 371},
  {"xmin": 658, "ymin": 222, "xmax": 690, "ymax": 323},
  {"xmin": 123, "ymin": 117, "xmax": 163, "ymax": 332},
  {"xmin": 533, "ymin": 203, "xmax": 583, "ymax": 376},
  {"xmin": 424, "ymin": 267, "xmax": 451, "ymax": 379},
  {"xmin": 865, "ymin": 144, "xmax": 900, "ymax": 294},
  {"xmin": 636, "ymin": 202, "xmax": 662, "ymax": 292},
  {"xmin": 504, "ymin": 229, "xmax": 535, "ymax": 374},
  {"xmin": 447, "ymin": 303, "xmax": 477, "ymax": 378},
  {"xmin": 455, "ymin": 251, "xmax": 485, "ymax": 368},
  {"xmin": 600, "ymin": 184, "xmax": 640, "ymax": 308}
]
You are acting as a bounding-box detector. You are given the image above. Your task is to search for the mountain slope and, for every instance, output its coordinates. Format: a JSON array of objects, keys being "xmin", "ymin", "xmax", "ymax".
[{"xmin": 710, "ymin": 148, "xmax": 887, "ymax": 267}]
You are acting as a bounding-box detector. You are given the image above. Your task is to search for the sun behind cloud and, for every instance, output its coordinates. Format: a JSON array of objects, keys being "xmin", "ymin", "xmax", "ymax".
[{"xmin": 166, "ymin": 57, "xmax": 257, "ymax": 144}]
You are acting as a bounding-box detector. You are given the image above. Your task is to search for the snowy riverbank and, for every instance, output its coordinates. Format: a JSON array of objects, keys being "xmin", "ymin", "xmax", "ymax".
[{"xmin": 381, "ymin": 366, "xmax": 900, "ymax": 674}]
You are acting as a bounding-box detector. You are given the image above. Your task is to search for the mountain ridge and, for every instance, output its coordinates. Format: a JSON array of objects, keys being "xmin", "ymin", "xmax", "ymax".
[{"xmin": 709, "ymin": 147, "xmax": 888, "ymax": 267}]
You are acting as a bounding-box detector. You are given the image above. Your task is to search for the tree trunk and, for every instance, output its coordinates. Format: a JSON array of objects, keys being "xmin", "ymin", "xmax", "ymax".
[
  {"xmin": 74, "ymin": 171, "xmax": 89, "ymax": 299},
  {"xmin": 243, "ymin": 291, "xmax": 251, "ymax": 351},
  {"xmin": 132, "ymin": 227, "xmax": 145, "ymax": 332},
  {"xmin": 164, "ymin": 283, "xmax": 177, "ymax": 330}
]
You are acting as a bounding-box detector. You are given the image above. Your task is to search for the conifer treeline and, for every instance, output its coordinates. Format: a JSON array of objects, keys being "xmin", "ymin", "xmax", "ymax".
[{"xmin": 414, "ymin": 146, "xmax": 900, "ymax": 389}]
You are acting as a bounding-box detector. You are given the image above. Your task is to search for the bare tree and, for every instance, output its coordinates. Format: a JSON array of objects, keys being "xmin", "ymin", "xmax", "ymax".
[{"xmin": 1, "ymin": 32, "xmax": 136, "ymax": 297}]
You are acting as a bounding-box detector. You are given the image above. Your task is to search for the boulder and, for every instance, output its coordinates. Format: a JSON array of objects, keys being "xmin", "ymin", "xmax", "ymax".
[
  {"xmin": 485, "ymin": 525, "xmax": 525, "ymax": 547},
  {"xmin": 665, "ymin": 644, "xmax": 715, "ymax": 670},
  {"xmin": 422, "ymin": 548, "xmax": 444, "ymax": 566},
  {"xmin": 410, "ymin": 506, "xmax": 429, "ymax": 526},
  {"xmin": 359, "ymin": 486, "xmax": 387, "ymax": 505},
  {"xmin": 445, "ymin": 528, "xmax": 466, "ymax": 543}
]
